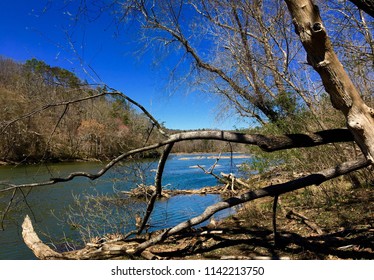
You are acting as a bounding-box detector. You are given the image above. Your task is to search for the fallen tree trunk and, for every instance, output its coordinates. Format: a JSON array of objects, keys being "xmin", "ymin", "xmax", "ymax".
[
  {"xmin": 22, "ymin": 215, "xmax": 64, "ymax": 260},
  {"xmin": 22, "ymin": 215, "xmax": 158, "ymax": 260}
]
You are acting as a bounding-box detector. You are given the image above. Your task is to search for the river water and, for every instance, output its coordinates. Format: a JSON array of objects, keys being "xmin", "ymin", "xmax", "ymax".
[{"xmin": 0, "ymin": 153, "xmax": 251, "ymax": 259}]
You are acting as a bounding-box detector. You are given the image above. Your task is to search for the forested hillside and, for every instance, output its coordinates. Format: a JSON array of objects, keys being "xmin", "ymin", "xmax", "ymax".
[
  {"xmin": 0, "ymin": 57, "xmax": 163, "ymax": 163},
  {"xmin": 0, "ymin": 57, "xmax": 244, "ymax": 163}
]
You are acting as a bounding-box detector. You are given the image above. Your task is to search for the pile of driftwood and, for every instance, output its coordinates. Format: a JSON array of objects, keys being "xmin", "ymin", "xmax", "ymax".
[
  {"xmin": 121, "ymin": 172, "xmax": 251, "ymax": 199},
  {"xmin": 121, "ymin": 184, "xmax": 227, "ymax": 199}
]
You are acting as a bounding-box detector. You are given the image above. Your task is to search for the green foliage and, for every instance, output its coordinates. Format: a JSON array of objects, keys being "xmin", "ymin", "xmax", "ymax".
[{"xmin": 25, "ymin": 58, "xmax": 81, "ymax": 88}]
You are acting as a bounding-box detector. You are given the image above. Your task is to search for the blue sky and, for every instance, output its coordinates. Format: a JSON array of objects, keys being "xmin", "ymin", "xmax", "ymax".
[{"xmin": 0, "ymin": 1, "xmax": 249, "ymax": 130}]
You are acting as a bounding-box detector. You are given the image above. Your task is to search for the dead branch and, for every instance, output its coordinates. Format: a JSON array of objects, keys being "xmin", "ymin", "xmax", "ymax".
[
  {"xmin": 22, "ymin": 215, "xmax": 64, "ymax": 259},
  {"xmin": 286, "ymin": 209, "xmax": 324, "ymax": 234},
  {"xmin": 134, "ymin": 157, "xmax": 370, "ymax": 254},
  {"xmin": 0, "ymin": 91, "xmax": 110, "ymax": 134},
  {"xmin": 139, "ymin": 143, "xmax": 174, "ymax": 234},
  {"xmin": 109, "ymin": 89, "xmax": 169, "ymax": 137},
  {"xmin": 0, "ymin": 128, "xmax": 354, "ymax": 193}
]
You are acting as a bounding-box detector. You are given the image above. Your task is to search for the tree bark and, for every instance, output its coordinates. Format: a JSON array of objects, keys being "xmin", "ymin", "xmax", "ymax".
[
  {"xmin": 284, "ymin": 0, "xmax": 374, "ymax": 163},
  {"xmin": 22, "ymin": 215, "xmax": 64, "ymax": 260}
]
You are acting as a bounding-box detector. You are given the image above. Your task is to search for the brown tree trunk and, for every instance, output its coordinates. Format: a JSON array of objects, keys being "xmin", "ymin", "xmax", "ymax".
[{"xmin": 284, "ymin": 0, "xmax": 374, "ymax": 163}]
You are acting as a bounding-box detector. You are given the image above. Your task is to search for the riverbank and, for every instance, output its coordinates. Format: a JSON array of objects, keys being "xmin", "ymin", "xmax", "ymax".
[
  {"xmin": 162, "ymin": 175, "xmax": 374, "ymax": 260},
  {"xmin": 137, "ymin": 180, "xmax": 373, "ymax": 260}
]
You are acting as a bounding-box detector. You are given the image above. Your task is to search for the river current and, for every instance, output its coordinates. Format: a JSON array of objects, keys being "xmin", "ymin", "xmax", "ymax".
[{"xmin": 0, "ymin": 153, "xmax": 251, "ymax": 259}]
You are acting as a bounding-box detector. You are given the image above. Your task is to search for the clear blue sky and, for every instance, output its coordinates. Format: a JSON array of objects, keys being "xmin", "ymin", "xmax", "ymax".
[{"xmin": 0, "ymin": 1, "xmax": 249, "ymax": 130}]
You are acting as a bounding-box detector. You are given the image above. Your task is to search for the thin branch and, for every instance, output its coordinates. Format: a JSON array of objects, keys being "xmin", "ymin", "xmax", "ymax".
[
  {"xmin": 0, "ymin": 92, "xmax": 109, "ymax": 134},
  {"xmin": 139, "ymin": 143, "xmax": 174, "ymax": 234},
  {"xmin": 1, "ymin": 189, "xmax": 17, "ymax": 230},
  {"xmin": 108, "ymin": 89, "xmax": 169, "ymax": 137},
  {"xmin": 18, "ymin": 188, "xmax": 37, "ymax": 224}
]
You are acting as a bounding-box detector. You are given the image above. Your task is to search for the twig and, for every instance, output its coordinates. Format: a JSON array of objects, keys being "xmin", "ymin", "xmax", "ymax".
[
  {"xmin": 273, "ymin": 195, "xmax": 279, "ymax": 246},
  {"xmin": 286, "ymin": 209, "xmax": 324, "ymax": 235},
  {"xmin": 1, "ymin": 189, "xmax": 17, "ymax": 230}
]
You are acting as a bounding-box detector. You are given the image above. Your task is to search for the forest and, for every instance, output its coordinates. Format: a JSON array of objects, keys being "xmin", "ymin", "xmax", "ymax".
[
  {"xmin": 0, "ymin": 57, "xmax": 236, "ymax": 163},
  {"xmin": 0, "ymin": 0, "xmax": 373, "ymax": 260}
]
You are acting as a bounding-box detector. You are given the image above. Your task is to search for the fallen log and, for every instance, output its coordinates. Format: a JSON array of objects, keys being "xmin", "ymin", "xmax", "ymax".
[
  {"xmin": 22, "ymin": 215, "xmax": 64, "ymax": 260},
  {"xmin": 21, "ymin": 215, "xmax": 151, "ymax": 260}
]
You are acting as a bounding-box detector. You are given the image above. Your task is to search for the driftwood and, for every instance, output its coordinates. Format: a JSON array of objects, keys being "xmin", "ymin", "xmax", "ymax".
[
  {"xmin": 21, "ymin": 215, "xmax": 159, "ymax": 260},
  {"xmin": 220, "ymin": 172, "xmax": 251, "ymax": 191},
  {"xmin": 286, "ymin": 209, "xmax": 325, "ymax": 235},
  {"xmin": 122, "ymin": 184, "xmax": 228, "ymax": 199},
  {"xmin": 22, "ymin": 215, "xmax": 64, "ymax": 260}
]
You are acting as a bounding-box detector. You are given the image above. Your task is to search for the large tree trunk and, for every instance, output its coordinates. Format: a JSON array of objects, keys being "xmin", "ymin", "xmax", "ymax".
[{"xmin": 284, "ymin": 0, "xmax": 374, "ymax": 163}]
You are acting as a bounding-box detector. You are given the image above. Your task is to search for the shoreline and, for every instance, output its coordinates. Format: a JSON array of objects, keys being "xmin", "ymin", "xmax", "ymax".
[{"xmin": 0, "ymin": 151, "xmax": 251, "ymax": 166}]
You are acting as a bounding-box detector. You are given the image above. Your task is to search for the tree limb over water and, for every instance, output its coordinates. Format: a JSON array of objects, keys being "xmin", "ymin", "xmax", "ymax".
[{"xmin": 0, "ymin": 128, "xmax": 354, "ymax": 193}]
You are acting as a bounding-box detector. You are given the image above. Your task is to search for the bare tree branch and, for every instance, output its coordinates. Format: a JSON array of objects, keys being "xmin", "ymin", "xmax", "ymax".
[
  {"xmin": 0, "ymin": 128, "xmax": 355, "ymax": 193},
  {"xmin": 139, "ymin": 143, "xmax": 174, "ymax": 234},
  {"xmin": 0, "ymin": 91, "xmax": 109, "ymax": 134},
  {"xmin": 134, "ymin": 156, "xmax": 370, "ymax": 253},
  {"xmin": 108, "ymin": 89, "xmax": 169, "ymax": 137}
]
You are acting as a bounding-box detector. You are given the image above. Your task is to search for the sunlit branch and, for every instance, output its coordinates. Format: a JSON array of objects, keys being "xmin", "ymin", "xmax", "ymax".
[{"xmin": 0, "ymin": 128, "xmax": 355, "ymax": 193}]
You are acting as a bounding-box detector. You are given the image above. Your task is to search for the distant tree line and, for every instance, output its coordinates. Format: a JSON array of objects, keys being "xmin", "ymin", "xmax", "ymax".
[
  {"xmin": 0, "ymin": 57, "xmax": 162, "ymax": 163},
  {"xmin": 0, "ymin": 57, "xmax": 243, "ymax": 163}
]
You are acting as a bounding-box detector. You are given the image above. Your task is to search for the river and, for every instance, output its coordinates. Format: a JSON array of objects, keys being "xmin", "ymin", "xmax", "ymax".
[{"xmin": 0, "ymin": 153, "xmax": 251, "ymax": 259}]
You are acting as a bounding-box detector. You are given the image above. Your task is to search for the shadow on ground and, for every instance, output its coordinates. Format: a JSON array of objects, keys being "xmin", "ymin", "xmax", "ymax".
[{"xmin": 150, "ymin": 216, "xmax": 373, "ymax": 260}]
